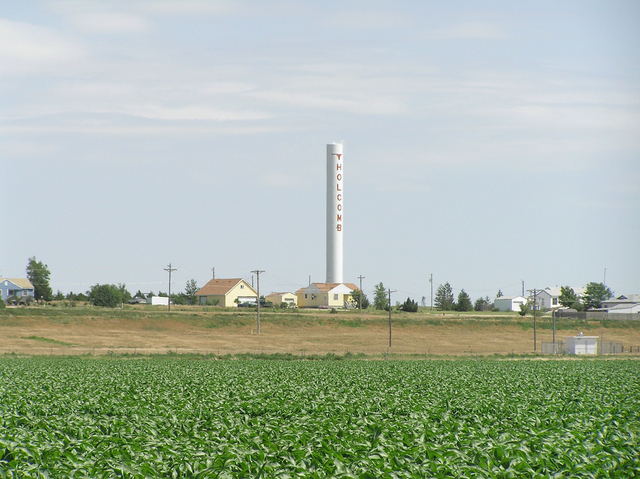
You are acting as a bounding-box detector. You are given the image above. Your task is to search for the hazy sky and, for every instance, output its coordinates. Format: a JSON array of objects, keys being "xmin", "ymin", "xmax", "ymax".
[{"xmin": 2, "ymin": 0, "xmax": 639, "ymax": 302}]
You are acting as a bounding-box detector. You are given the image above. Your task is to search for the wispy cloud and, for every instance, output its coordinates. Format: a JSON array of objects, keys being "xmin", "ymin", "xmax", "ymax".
[
  {"xmin": 428, "ymin": 22, "xmax": 506, "ymax": 40},
  {"xmin": 0, "ymin": 18, "xmax": 84, "ymax": 74}
]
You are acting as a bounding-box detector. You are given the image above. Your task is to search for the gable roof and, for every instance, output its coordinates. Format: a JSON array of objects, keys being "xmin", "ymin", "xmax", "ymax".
[
  {"xmin": 298, "ymin": 282, "xmax": 358, "ymax": 293},
  {"xmin": 195, "ymin": 278, "xmax": 257, "ymax": 296},
  {"xmin": 0, "ymin": 278, "xmax": 34, "ymax": 290}
]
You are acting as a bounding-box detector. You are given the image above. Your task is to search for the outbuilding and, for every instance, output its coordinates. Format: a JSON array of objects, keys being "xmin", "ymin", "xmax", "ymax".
[
  {"xmin": 296, "ymin": 283, "xmax": 357, "ymax": 309},
  {"xmin": 564, "ymin": 333, "xmax": 598, "ymax": 355},
  {"xmin": 493, "ymin": 296, "xmax": 527, "ymax": 312},
  {"xmin": 266, "ymin": 292, "xmax": 297, "ymax": 308}
]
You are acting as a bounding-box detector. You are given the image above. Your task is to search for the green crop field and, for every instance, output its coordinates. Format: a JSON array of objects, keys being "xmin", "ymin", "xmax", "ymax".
[{"xmin": 1, "ymin": 359, "xmax": 638, "ymax": 477}]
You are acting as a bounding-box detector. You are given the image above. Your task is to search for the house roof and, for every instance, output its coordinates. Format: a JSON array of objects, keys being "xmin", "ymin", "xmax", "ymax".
[
  {"xmin": 195, "ymin": 278, "xmax": 256, "ymax": 296},
  {"xmin": 614, "ymin": 294, "xmax": 640, "ymax": 302},
  {"xmin": 495, "ymin": 296, "xmax": 525, "ymax": 301},
  {"xmin": 541, "ymin": 287, "xmax": 585, "ymax": 297},
  {"xmin": 297, "ymin": 282, "xmax": 358, "ymax": 293},
  {"xmin": 0, "ymin": 278, "xmax": 34, "ymax": 289}
]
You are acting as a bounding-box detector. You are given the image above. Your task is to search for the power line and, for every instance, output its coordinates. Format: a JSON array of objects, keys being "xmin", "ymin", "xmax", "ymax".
[
  {"xmin": 251, "ymin": 269, "xmax": 265, "ymax": 334},
  {"xmin": 163, "ymin": 263, "xmax": 177, "ymax": 312}
]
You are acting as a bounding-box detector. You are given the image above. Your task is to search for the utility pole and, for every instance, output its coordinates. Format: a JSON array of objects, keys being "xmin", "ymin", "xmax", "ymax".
[
  {"xmin": 603, "ymin": 266, "xmax": 607, "ymax": 287},
  {"xmin": 552, "ymin": 309, "xmax": 557, "ymax": 354},
  {"xmin": 429, "ymin": 274, "xmax": 433, "ymax": 311},
  {"xmin": 521, "ymin": 280, "xmax": 525, "ymax": 297},
  {"xmin": 387, "ymin": 288, "xmax": 397, "ymax": 348},
  {"xmin": 164, "ymin": 263, "xmax": 177, "ymax": 312},
  {"xmin": 527, "ymin": 288, "xmax": 538, "ymax": 352},
  {"xmin": 357, "ymin": 275, "xmax": 365, "ymax": 310},
  {"xmin": 251, "ymin": 269, "xmax": 265, "ymax": 334},
  {"xmin": 212, "ymin": 267, "xmax": 215, "ymax": 280},
  {"xmin": 308, "ymin": 275, "xmax": 311, "ymax": 287}
]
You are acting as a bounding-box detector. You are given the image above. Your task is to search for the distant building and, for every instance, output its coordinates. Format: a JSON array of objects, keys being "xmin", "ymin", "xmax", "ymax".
[
  {"xmin": 195, "ymin": 278, "xmax": 257, "ymax": 307},
  {"xmin": 296, "ymin": 283, "xmax": 358, "ymax": 309},
  {"xmin": 493, "ymin": 296, "xmax": 527, "ymax": 312},
  {"xmin": 266, "ymin": 292, "xmax": 297, "ymax": 308},
  {"xmin": 535, "ymin": 287, "xmax": 584, "ymax": 310},
  {"xmin": 0, "ymin": 278, "xmax": 35, "ymax": 302},
  {"xmin": 607, "ymin": 304, "xmax": 640, "ymax": 314},
  {"xmin": 602, "ymin": 294, "xmax": 640, "ymax": 309},
  {"xmin": 147, "ymin": 296, "xmax": 169, "ymax": 306}
]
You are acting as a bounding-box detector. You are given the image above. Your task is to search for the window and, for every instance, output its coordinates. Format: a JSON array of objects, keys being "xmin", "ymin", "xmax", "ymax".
[
  {"xmin": 305, "ymin": 294, "xmax": 308, "ymax": 299},
  {"xmin": 334, "ymin": 294, "xmax": 339, "ymax": 300},
  {"xmin": 552, "ymin": 298, "xmax": 558, "ymax": 305}
]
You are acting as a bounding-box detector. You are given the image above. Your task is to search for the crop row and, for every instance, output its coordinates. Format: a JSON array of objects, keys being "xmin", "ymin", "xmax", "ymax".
[{"xmin": 0, "ymin": 359, "xmax": 638, "ymax": 477}]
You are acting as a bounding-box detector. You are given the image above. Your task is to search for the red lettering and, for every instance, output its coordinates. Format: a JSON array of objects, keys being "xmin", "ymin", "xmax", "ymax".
[
  {"xmin": 337, "ymin": 193, "xmax": 342, "ymax": 201},
  {"xmin": 336, "ymin": 214, "xmax": 342, "ymax": 222},
  {"xmin": 336, "ymin": 163, "xmax": 342, "ymax": 171},
  {"xmin": 336, "ymin": 173, "xmax": 342, "ymax": 181},
  {"xmin": 336, "ymin": 224, "xmax": 342, "ymax": 232},
  {"xmin": 337, "ymin": 204, "xmax": 342, "ymax": 211}
]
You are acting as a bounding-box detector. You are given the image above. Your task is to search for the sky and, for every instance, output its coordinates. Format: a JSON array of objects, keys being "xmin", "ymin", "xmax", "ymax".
[{"xmin": 2, "ymin": 0, "xmax": 639, "ymax": 303}]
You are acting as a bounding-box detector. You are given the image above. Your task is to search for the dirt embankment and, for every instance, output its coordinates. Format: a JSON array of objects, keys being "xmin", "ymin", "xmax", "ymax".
[{"xmin": 1, "ymin": 308, "xmax": 639, "ymax": 356}]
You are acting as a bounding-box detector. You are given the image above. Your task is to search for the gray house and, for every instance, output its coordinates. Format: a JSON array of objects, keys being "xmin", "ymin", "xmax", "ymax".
[{"xmin": 0, "ymin": 278, "xmax": 35, "ymax": 302}]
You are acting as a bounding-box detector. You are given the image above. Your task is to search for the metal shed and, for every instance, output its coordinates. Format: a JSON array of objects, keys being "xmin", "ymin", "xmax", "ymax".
[{"xmin": 564, "ymin": 333, "xmax": 598, "ymax": 355}]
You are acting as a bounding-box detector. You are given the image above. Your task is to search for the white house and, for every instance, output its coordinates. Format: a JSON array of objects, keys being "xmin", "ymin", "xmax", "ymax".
[
  {"xmin": 564, "ymin": 334, "xmax": 598, "ymax": 355},
  {"xmin": 493, "ymin": 296, "xmax": 527, "ymax": 312},
  {"xmin": 535, "ymin": 287, "xmax": 584, "ymax": 310}
]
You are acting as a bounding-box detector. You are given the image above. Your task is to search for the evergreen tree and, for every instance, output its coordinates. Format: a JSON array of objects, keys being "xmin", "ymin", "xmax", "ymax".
[
  {"xmin": 434, "ymin": 282, "xmax": 455, "ymax": 310},
  {"xmin": 455, "ymin": 289, "xmax": 473, "ymax": 311},
  {"xmin": 26, "ymin": 257, "xmax": 53, "ymax": 301},
  {"xmin": 373, "ymin": 282, "xmax": 388, "ymax": 310},
  {"xmin": 400, "ymin": 297, "xmax": 418, "ymax": 312}
]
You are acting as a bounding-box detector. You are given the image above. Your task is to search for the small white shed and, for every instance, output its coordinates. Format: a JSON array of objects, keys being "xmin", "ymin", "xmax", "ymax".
[
  {"xmin": 565, "ymin": 334, "xmax": 598, "ymax": 355},
  {"xmin": 147, "ymin": 296, "xmax": 169, "ymax": 306}
]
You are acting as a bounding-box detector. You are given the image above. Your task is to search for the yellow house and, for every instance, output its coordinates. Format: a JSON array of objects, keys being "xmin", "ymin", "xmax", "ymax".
[
  {"xmin": 266, "ymin": 292, "xmax": 297, "ymax": 308},
  {"xmin": 295, "ymin": 283, "xmax": 358, "ymax": 309},
  {"xmin": 195, "ymin": 278, "xmax": 257, "ymax": 307}
]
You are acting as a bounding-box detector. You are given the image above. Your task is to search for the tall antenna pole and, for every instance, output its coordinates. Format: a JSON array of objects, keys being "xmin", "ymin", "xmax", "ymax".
[
  {"xmin": 358, "ymin": 275, "xmax": 365, "ymax": 310},
  {"xmin": 521, "ymin": 280, "xmax": 525, "ymax": 297},
  {"xmin": 251, "ymin": 270, "xmax": 265, "ymax": 334},
  {"xmin": 429, "ymin": 274, "xmax": 433, "ymax": 311},
  {"xmin": 164, "ymin": 263, "xmax": 177, "ymax": 312},
  {"xmin": 603, "ymin": 266, "xmax": 607, "ymax": 286},
  {"xmin": 212, "ymin": 267, "xmax": 215, "ymax": 280},
  {"xmin": 387, "ymin": 288, "xmax": 396, "ymax": 348}
]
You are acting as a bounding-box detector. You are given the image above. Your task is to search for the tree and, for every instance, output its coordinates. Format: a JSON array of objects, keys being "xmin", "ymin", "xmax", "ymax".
[
  {"xmin": 582, "ymin": 282, "xmax": 613, "ymax": 310},
  {"xmin": 351, "ymin": 289, "xmax": 370, "ymax": 309},
  {"xmin": 185, "ymin": 279, "xmax": 199, "ymax": 305},
  {"xmin": 373, "ymin": 282, "xmax": 388, "ymax": 310},
  {"xmin": 118, "ymin": 284, "xmax": 132, "ymax": 303},
  {"xmin": 133, "ymin": 290, "xmax": 146, "ymax": 299},
  {"xmin": 26, "ymin": 257, "xmax": 53, "ymax": 301},
  {"xmin": 519, "ymin": 302, "xmax": 530, "ymax": 317},
  {"xmin": 88, "ymin": 284, "xmax": 125, "ymax": 307},
  {"xmin": 455, "ymin": 289, "xmax": 473, "ymax": 311},
  {"xmin": 496, "ymin": 289, "xmax": 503, "ymax": 298},
  {"xmin": 54, "ymin": 290, "xmax": 65, "ymax": 300},
  {"xmin": 558, "ymin": 286, "xmax": 583, "ymax": 310},
  {"xmin": 434, "ymin": 282, "xmax": 455, "ymax": 311},
  {"xmin": 399, "ymin": 297, "xmax": 418, "ymax": 312},
  {"xmin": 474, "ymin": 296, "xmax": 492, "ymax": 312}
]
